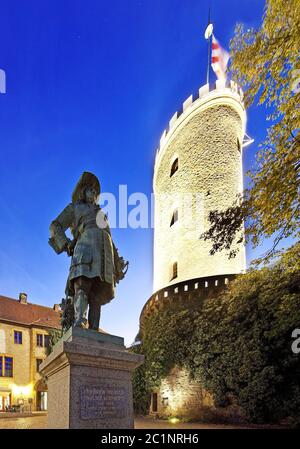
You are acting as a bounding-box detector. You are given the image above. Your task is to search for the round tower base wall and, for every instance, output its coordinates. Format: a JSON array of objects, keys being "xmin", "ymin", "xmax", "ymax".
[
  {"xmin": 140, "ymin": 274, "xmax": 236, "ymax": 330},
  {"xmin": 149, "ymin": 366, "xmax": 247, "ymax": 424},
  {"xmin": 140, "ymin": 273, "xmax": 248, "ymax": 423}
]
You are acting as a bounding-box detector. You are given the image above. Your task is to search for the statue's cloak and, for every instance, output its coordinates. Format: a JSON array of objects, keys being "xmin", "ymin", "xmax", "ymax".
[{"xmin": 50, "ymin": 202, "xmax": 116, "ymax": 304}]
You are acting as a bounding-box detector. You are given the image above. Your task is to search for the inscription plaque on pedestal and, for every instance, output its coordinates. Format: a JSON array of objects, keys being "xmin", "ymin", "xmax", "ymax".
[{"xmin": 80, "ymin": 384, "xmax": 126, "ymax": 420}]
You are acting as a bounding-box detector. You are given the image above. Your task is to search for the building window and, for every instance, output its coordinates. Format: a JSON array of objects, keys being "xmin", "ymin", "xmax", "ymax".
[
  {"xmin": 44, "ymin": 335, "xmax": 50, "ymax": 348},
  {"xmin": 170, "ymin": 158, "xmax": 178, "ymax": 177},
  {"xmin": 5, "ymin": 357, "xmax": 13, "ymax": 377},
  {"xmin": 36, "ymin": 334, "xmax": 43, "ymax": 347},
  {"xmin": 14, "ymin": 331, "xmax": 22, "ymax": 344},
  {"xmin": 162, "ymin": 397, "xmax": 169, "ymax": 406},
  {"xmin": 170, "ymin": 208, "xmax": 178, "ymax": 227},
  {"xmin": 170, "ymin": 261, "xmax": 178, "ymax": 281},
  {"xmin": 0, "ymin": 356, "xmax": 13, "ymax": 377},
  {"xmin": 152, "ymin": 393, "xmax": 158, "ymax": 412},
  {"xmin": 36, "ymin": 358, "xmax": 43, "ymax": 372}
]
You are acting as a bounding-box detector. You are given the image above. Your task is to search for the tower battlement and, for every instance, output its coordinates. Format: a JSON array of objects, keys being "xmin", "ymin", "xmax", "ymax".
[{"xmin": 155, "ymin": 80, "xmax": 245, "ymax": 176}]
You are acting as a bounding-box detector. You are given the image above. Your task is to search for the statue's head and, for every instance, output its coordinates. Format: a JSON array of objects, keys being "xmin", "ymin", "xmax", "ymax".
[
  {"xmin": 84, "ymin": 185, "xmax": 98, "ymax": 204},
  {"xmin": 72, "ymin": 172, "xmax": 100, "ymax": 204}
]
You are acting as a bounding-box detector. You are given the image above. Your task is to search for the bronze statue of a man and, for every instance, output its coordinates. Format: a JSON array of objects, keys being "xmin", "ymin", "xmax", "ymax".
[{"xmin": 49, "ymin": 172, "xmax": 128, "ymax": 331}]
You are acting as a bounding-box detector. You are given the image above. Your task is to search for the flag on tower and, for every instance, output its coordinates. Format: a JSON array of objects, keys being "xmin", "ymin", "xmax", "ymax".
[{"xmin": 211, "ymin": 35, "xmax": 230, "ymax": 80}]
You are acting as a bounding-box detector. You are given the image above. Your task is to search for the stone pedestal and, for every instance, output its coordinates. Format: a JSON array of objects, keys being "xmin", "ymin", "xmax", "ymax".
[{"xmin": 39, "ymin": 327, "xmax": 144, "ymax": 429}]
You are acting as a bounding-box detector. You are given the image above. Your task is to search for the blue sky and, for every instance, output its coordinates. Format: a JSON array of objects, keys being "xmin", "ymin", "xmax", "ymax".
[{"xmin": 0, "ymin": 0, "xmax": 271, "ymax": 346}]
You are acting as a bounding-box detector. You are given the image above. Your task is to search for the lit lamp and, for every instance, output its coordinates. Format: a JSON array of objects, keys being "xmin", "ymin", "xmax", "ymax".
[
  {"xmin": 11, "ymin": 383, "xmax": 33, "ymax": 403},
  {"xmin": 169, "ymin": 417, "xmax": 180, "ymax": 424}
]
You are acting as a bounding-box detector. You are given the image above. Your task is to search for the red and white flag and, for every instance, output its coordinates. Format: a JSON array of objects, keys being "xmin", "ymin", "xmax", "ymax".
[{"xmin": 211, "ymin": 35, "xmax": 230, "ymax": 80}]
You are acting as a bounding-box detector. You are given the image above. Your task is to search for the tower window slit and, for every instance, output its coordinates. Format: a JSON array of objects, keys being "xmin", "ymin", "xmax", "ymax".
[
  {"xmin": 170, "ymin": 158, "xmax": 178, "ymax": 177},
  {"xmin": 170, "ymin": 261, "xmax": 178, "ymax": 281},
  {"xmin": 170, "ymin": 208, "xmax": 178, "ymax": 227}
]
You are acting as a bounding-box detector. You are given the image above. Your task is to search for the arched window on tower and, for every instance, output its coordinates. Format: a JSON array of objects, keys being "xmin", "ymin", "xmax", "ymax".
[
  {"xmin": 170, "ymin": 158, "xmax": 178, "ymax": 177},
  {"xmin": 170, "ymin": 261, "xmax": 178, "ymax": 281},
  {"xmin": 170, "ymin": 208, "xmax": 178, "ymax": 227}
]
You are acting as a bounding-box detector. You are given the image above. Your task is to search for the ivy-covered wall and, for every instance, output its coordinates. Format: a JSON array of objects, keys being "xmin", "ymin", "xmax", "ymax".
[{"xmin": 132, "ymin": 247, "xmax": 300, "ymax": 424}]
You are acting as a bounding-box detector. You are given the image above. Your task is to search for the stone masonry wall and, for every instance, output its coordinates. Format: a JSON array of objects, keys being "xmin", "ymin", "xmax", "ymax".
[
  {"xmin": 151, "ymin": 366, "xmax": 247, "ymax": 423},
  {"xmin": 151, "ymin": 366, "xmax": 213, "ymax": 420}
]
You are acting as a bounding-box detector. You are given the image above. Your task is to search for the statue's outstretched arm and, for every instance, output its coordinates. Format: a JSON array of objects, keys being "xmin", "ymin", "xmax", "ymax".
[{"xmin": 49, "ymin": 203, "xmax": 75, "ymax": 255}]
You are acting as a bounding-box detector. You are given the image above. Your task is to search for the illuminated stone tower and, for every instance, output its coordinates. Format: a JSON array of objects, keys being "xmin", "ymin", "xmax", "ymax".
[
  {"xmin": 152, "ymin": 80, "xmax": 246, "ymax": 293},
  {"xmin": 139, "ymin": 80, "xmax": 247, "ymax": 419},
  {"xmin": 141, "ymin": 79, "xmax": 246, "ymax": 327}
]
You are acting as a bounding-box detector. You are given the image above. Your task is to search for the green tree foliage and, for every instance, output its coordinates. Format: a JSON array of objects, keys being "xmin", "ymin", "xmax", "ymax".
[
  {"xmin": 46, "ymin": 328, "xmax": 62, "ymax": 355},
  {"xmin": 202, "ymin": 0, "xmax": 300, "ymax": 264},
  {"xmin": 191, "ymin": 255, "xmax": 300, "ymax": 423},
  {"xmin": 133, "ymin": 247, "xmax": 300, "ymax": 423},
  {"xmin": 130, "ymin": 344, "xmax": 151, "ymax": 415},
  {"xmin": 131, "ymin": 302, "xmax": 202, "ymax": 415}
]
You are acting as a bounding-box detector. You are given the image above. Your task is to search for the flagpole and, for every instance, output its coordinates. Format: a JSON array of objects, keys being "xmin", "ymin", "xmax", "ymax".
[
  {"xmin": 205, "ymin": 8, "xmax": 213, "ymax": 86},
  {"xmin": 206, "ymin": 8, "xmax": 211, "ymax": 85}
]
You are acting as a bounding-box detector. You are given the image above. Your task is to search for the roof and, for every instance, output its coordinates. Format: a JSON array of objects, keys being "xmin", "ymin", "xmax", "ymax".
[{"xmin": 0, "ymin": 295, "xmax": 62, "ymax": 330}]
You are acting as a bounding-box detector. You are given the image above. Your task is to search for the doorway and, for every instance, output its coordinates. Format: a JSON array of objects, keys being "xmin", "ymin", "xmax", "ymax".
[
  {"xmin": 151, "ymin": 392, "xmax": 158, "ymax": 413},
  {"xmin": 37, "ymin": 391, "xmax": 47, "ymax": 411}
]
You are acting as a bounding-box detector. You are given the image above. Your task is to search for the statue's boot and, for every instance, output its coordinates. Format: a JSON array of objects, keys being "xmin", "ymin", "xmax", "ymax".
[
  {"xmin": 74, "ymin": 288, "xmax": 88, "ymax": 328},
  {"xmin": 88, "ymin": 302, "xmax": 101, "ymax": 331}
]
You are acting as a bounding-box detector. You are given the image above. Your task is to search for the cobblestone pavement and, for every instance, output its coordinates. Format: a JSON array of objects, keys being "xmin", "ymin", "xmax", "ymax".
[
  {"xmin": 0, "ymin": 414, "xmax": 278, "ymax": 430},
  {"xmin": 0, "ymin": 414, "xmax": 47, "ymax": 429},
  {"xmin": 134, "ymin": 417, "xmax": 255, "ymax": 429}
]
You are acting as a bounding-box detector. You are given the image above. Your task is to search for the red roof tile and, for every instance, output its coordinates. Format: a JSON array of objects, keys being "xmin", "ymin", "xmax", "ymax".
[{"xmin": 0, "ymin": 295, "xmax": 62, "ymax": 330}]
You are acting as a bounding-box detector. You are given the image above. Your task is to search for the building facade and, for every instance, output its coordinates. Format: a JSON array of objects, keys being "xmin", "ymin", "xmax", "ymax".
[
  {"xmin": 140, "ymin": 80, "xmax": 247, "ymax": 419},
  {"xmin": 0, "ymin": 293, "xmax": 61, "ymax": 412}
]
